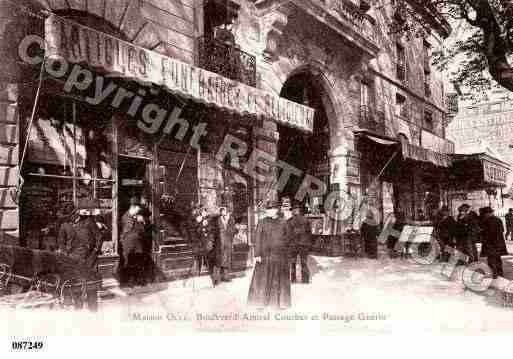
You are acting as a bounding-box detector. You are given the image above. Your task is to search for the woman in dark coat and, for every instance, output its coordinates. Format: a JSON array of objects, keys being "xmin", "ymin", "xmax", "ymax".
[
  {"xmin": 480, "ymin": 206, "xmax": 508, "ymax": 278},
  {"xmin": 248, "ymin": 200, "xmax": 292, "ymax": 309}
]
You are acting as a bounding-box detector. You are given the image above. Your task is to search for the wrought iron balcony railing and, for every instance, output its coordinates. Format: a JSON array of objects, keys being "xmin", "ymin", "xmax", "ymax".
[
  {"xmin": 197, "ymin": 36, "xmax": 256, "ymax": 88},
  {"xmin": 359, "ymin": 105, "xmax": 385, "ymax": 134},
  {"xmin": 330, "ymin": 0, "xmax": 377, "ymax": 45}
]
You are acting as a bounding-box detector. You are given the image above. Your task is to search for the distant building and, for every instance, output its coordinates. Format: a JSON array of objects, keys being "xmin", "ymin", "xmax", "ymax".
[{"xmin": 447, "ymin": 100, "xmax": 513, "ymax": 213}]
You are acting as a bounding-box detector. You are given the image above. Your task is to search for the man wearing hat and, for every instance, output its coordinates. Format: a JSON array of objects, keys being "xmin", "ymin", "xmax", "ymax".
[
  {"xmin": 248, "ymin": 199, "xmax": 292, "ymax": 309},
  {"xmin": 287, "ymin": 200, "xmax": 312, "ymax": 283},
  {"xmin": 453, "ymin": 203, "xmax": 479, "ymax": 263},
  {"xmin": 480, "ymin": 206, "xmax": 508, "ymax": 278},
  {"xmin": 211, "ymin": 206, "xmax": 236, "ymax": 284},
  {"xmin": 435, "ymin": 205, "xmax": 456, "ymax": 262},
  {"xmin": 57, "ymin": 198, "xmax": 103, "ymax": 310},
  {"xmin": 120, "ymin": 196, "xmax": 146, "ymax": 287}
]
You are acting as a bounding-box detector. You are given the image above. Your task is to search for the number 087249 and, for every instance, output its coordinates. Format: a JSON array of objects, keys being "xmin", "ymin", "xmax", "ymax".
[{"xmin": 11, "ymin": 341, "xmax": 44, "ymax": 350}]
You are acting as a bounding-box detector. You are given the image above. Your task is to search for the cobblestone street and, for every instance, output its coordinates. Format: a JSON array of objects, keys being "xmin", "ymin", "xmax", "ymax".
[{"xmin": 2, "ymin": 246, "xmax": 512, "ymax": 336}]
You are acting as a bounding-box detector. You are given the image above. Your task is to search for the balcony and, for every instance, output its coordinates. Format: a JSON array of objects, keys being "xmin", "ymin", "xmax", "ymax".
[
  {"xmin": 330, "ymin": 0, "xmax": 376, "ymax": 44},
  {"xmin": 197, "ymin": 36, "xmax": 257, "ymax": 87},
  {"xmin": 359, "ymin": 105, "xmax": 385, "ymax": 134}
]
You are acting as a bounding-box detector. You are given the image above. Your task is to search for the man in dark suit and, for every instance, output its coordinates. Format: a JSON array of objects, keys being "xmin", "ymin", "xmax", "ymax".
[
  {"xmin": 212, "ymin": 206, "xmax": 236, "ymax": 284},
  {"xmin": 288, "ymin": 201, "xmax": 312, "ymax": 283},
  {"xmin": 505, "ymin": 208, "xmax": 513, "ymax": 241},
  {"xmin": 120, "ymin": 196, "xmax": 146, "ymax": 287},
  {"xmin": 57, "ymin": 198, "xmax": 103, "ymax": 310},
  {"xmin": 435, "ymin": 205, "xmax": 456, "ymax": 262},
  {"xmin": 481, "ymin": 206, "xmax": 509, "ymax": 278}
]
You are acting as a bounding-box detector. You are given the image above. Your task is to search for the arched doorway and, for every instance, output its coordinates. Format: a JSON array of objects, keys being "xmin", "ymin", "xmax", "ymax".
[{"xmin": 278, "ymin": 71, "xmax": 331, "ymax": 213}]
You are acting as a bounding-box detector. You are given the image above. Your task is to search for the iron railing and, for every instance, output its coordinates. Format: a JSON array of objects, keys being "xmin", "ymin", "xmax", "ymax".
[
  {"xmin": 359, "ymin": 105, "xmax": 385, "ymax": 134},
  {"xmin": 330, "ymin": 0, "xmax": 376, "ymax": 44},
  {"xmin": 197, "ymin": 36, "xmax": 257, "ymax": 87}
]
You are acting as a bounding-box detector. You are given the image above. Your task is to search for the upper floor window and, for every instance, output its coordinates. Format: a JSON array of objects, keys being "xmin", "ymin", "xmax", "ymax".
[
  {"xmin": 423, "ymin": 39, "xmax": 431, "ymax": 73},
  {"xmin": 396, "ymin": 42, "xmax": 406, "ymax": 82},
  {"xmin": 396, "ymin": 93, "xmax": 408, "ymax": 118},
  {"xmin": 424, "ymin": 111, "xmax": 434, "ymax": 131}
]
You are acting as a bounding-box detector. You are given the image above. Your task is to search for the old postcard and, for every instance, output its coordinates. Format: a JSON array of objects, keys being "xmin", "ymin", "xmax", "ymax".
[{"xmin": 1, "ymin": 0, "xmax": 513, "ymax": 349}]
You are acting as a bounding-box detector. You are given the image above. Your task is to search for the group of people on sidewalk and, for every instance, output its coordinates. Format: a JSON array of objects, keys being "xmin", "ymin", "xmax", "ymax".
[
  {"xmin": 435, "ymin": 204, "xmax": 509, "ymax": 278},
  {"xmin": 247, "ymin": 198, "xmax": 313, "ymax": 310},
  {"xmin": 185, "ymin": 204, "xmax": 237, "ymax": 286}
]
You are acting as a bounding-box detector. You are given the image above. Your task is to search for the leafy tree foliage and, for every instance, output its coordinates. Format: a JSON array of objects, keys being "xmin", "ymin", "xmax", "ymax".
[{"xmin": 391, "ymin": 0, "xmax": 513, "ymax": 98}]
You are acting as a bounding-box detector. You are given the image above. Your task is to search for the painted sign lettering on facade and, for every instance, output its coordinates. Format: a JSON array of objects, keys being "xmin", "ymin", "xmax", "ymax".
[{"xmin": 44, "ymin": 16, "xmax": 315, "ymax": 132}]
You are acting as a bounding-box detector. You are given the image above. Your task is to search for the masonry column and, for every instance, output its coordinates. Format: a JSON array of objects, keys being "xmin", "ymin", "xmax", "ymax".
[{"xmin": 0, "ymin": 0, "xmax": 24, "ymax": 245}]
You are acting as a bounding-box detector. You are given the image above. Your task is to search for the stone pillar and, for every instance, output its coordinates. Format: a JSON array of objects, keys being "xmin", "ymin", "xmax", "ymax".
[
  {"xmin": 0, "ymin": 82, "xmax": 19, "ymax": 245},
  {"xmin": 252, "ymin": 121, "xmax": 279, "ymax": 214}
]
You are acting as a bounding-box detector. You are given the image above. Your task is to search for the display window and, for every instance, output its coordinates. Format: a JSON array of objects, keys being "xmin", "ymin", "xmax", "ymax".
[{"xmin": 21, "ymin": 95, "xmax": 115, "ymax": 252}]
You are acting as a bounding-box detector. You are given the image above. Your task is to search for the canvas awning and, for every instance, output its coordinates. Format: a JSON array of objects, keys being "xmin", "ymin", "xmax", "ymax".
[
  {"xmin": 44, "ymin": 15, "xmax": 315, "ymax": 132},
  {"xmin": 354, "ymin": 130, "xmax": 452, "ymax": 168},
  {"xmin": 450, "ymin": 153, "xmax": 510, "ymax": 188}
]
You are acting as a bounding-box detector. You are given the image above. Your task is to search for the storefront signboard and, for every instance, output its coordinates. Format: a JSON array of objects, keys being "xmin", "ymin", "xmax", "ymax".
[
  {"xmin": 401, "ymin": 142, "xmax": 452, "ymax": 167},
  {"xmin": 483, "ymin": 160, "xmax": 508, "ymax": 186},
  {"xmin": 421, "ymin": 130, "xmax": 455, "ymax": 154},
  {"xmin": 45, "ymin": 16, "xmax": 315, "ymax": 132}
]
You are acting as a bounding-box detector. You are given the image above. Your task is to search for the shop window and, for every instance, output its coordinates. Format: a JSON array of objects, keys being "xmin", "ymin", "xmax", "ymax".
[{"xmin": 21, "ymin": 97, "xmax": 114, "ymax": 252}]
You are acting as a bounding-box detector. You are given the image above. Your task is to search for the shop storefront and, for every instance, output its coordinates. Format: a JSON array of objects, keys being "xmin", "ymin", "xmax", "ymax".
[
  {"xmin": 448, "ymin": 153, "xmax": 510, "ymax": 214},
  {"xmin": 16, "ymin": 14, "xmax": 315, "ymax": 287},
  {"xmin": 355, "ymin": 130, "xmax": 452, "ymax": 225}
]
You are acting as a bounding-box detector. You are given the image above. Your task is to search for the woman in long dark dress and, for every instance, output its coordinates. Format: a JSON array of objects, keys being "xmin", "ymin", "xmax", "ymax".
[{"xmin": 247, "ymin": 200, "xmax": 292, "ymax": 309}]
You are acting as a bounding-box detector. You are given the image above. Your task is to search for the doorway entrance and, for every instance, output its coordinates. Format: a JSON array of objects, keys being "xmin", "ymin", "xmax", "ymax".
[{"xmin": 278, "ymin": 71, "xmax": 331, "ymax": 212}]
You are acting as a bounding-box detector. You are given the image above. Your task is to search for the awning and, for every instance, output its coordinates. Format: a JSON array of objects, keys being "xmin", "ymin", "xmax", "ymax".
[
  {"xmin": 401, "ymin": 142, "xmax": 452, "ymax": 168},
  {"xmin": 354, "ymin": 130, "xmax": 399, "ymax": 146},
  {"xmin": 44, "ymin": 15, "xmax": 315, "ymax": 132},
  {"xmin": 354, "ymin": 130, "xmax": 452, "ymax": 168},
  {"xmin": 450, "ymin": 153, "xmax": 510, "ymax": 188}
]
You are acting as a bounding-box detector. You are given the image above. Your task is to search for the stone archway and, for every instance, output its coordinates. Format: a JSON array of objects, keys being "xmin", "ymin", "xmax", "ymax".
[{"xmin": 276, "ymin": 66, "xmax": 343, "ymax": 212}]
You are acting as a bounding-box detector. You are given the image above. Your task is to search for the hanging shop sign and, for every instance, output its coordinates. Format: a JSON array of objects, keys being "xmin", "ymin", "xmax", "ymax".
[{"xmin": 44, "ymin": 16, "xmax": 315, "ymax": 132}]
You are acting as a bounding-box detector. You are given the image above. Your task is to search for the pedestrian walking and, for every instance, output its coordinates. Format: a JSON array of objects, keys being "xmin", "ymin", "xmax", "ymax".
[
  {"xmin": 505, "ymin": 208, "xmax": 513, "ymax": 241},
  {"xmin": 57, "ymin": 198, "xmax": 103, "ymax": 311},
  {"xmin": 453, "ymin": 204, "xmax": 479, "ymax": 263},
  {"xmin": 248, "ymin": 200, "xmax": 292, "ymax": 309},
  {"xmin": 481, "ymin": 206, "xmax": 508, "ymax": 278},
  {"xmin": 120, "ymin": 197, "xmax": 146, "ymax": 287},
  {"xmin": 188, "ymin": 205, "xmax": 215, "ymax": 282},
  {"xmin": 212, "ymin": 206, "xmax": 236, "ymax": 284},
  {"xmin": 288, "ymin": 201, "xmax": 312, "ymax": 283},
  {"xmin": 360, "ymin": 201, "xmax": 379, "ymax": 259},
  {"xmin": 387, "ymin": 208, "xmax": 406, "ymax": 258},
  {"xmin": 434, "ymin": 205, "xmax": 456, "ymax": 262}
]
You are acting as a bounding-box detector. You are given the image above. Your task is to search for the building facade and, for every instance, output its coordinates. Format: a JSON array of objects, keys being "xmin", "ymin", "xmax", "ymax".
[
  {"xmin": 447, "ymin": 99, "xmax": 513, "ymax": 213},
  {"xmin": 0, "ymin": 0, "xmax": 469, "ymax": 286}
]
